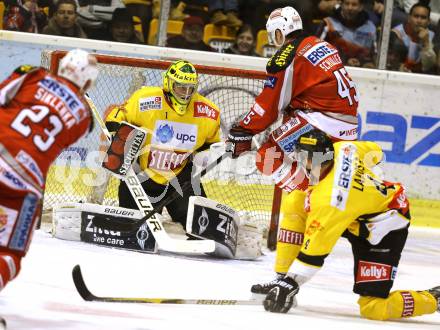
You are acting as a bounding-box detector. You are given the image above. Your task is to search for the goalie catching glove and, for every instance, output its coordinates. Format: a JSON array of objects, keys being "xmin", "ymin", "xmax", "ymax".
[
  {"xmin": 226, "ymin": 125, "xmax": 254, "ymax": 159},
  {"xmin": 263, "ymin": 276, "xmax": 299, "ymax": 313}
]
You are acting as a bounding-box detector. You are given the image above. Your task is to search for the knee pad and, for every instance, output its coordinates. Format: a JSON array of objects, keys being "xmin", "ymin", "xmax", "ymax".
[
  {"xmin": 275, "ymin": 190, "xmax": 307, "ymax": 273},
  {"xmin": 256, "ymin": 139, "xmax": 309, "ymax": 192},
  {"xmin": 0, "ymin": 251, "xmax": 22, "ymax": 291}
]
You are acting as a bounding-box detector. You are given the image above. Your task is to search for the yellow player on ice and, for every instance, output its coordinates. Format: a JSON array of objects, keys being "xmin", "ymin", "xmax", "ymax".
[{"xmin": 256, "ymin": 129, "xmax": 439, "ymax": 320}]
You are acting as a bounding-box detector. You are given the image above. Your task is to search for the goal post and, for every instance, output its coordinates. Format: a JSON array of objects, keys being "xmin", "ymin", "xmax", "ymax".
[{"xmin": 41, "ymin": 50, "xmax": 282, "ymax": 239}]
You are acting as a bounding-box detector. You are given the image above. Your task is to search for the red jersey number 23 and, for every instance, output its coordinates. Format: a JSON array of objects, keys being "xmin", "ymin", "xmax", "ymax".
[{"xmin": 11, "ymin": 105, "xmax": 63, "ymax": 152}]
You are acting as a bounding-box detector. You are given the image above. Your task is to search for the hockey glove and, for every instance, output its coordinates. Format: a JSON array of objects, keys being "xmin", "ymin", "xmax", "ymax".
[
  {"xmin": 263, "ymin": 276, "xmax": 299, "ymax": 313},
  {"xmin": 226, "ymin": 125, "xmax": 254, "ymax": 159}
]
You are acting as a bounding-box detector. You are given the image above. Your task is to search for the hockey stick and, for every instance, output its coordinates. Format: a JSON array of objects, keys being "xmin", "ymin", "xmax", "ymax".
[
  {"xmin": 92, "ymin": 150, "xmax": 231, "ymax": 232},
  {"xmin": 85, "ymin": 95, "xmax": 216, "ymax": 254},
  {"xmin": 72, "ymin": 265, "xmax": 261, "ymax": 305}
]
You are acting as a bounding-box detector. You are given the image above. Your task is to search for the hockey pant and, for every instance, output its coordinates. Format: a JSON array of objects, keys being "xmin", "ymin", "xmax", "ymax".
[
  {"xmin": 346, "ymin": 227, "xmax": 437, "ymax": 320},
  {"xmin": 255, "ymin": 111, "xmax": 356, "ymax": 193}
]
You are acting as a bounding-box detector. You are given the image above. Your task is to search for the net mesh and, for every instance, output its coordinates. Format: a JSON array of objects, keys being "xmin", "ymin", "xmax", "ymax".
[{"xmin": 41, "ymin": 51, "xmax": 281, "ymax": 232}]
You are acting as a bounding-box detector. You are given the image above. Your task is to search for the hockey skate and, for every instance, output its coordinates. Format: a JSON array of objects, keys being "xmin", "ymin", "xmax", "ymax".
[
  {"xmin": 251, "ymin": 274, "xmax": 285, "ymax": 296},
  {"xmin": 428, "ymin": 286, "xmax": 440, "ymax": 312}
]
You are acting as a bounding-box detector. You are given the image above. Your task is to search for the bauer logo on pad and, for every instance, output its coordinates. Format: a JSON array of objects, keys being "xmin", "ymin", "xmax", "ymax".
[{"xmin": 102, "ymin": 122, "xmax": 147, "ymax": 178}]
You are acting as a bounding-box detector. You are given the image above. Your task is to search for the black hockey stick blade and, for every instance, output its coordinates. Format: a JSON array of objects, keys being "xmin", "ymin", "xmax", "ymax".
[{"xmin": 72, "ymin": 265, "xmax": 261, "ymax": 305}]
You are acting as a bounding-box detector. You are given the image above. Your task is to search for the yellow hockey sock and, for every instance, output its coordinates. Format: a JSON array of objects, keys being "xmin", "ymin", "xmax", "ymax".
[
  {"xmin": 358, "ymin": 290, "xmax": 437, "ymax": 320},
  {"xmin": 275, "ymin": 190, "xmax": 307, "ymax": 273}
]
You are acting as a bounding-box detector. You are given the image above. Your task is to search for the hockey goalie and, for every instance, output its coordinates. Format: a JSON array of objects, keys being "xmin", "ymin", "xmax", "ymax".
[{"xmin": 53, "ymin": 121, "xmax": 262, "ymax": 259}]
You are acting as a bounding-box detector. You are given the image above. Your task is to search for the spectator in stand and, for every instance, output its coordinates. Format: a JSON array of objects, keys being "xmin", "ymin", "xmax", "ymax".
[
  {"xmin": 392, "ymin": 2, "xmax": 437, "ymax": 74},
  {"xmin": 302, "ymin": 0, "xmax": 339, "ymax": 35},
  {"xmin": 318, "ymin": 0, "xmax": 377, "ymax": 67},
  {"xmin": 42, "ymin": 0, "xmax": 88, "ymax": 38},
  {"xmin": 76, "ymin": 0, "xmax": 124, "ymax": 40},
  {"xmin": 123, "ymin": 0, "xmax": 153, "ymax": 43},
  {"xmin": 367, "ymin": 0, "xmax": 410, "ymax": 28},
  {"xmin": 107, "ymin": 7, "xmax": 143, "ymax": 43},
  {"xmin": 167, "ymin": 16, "xmax": 212, "ymax": 52},
  {"xmin": 397, "ymin": 0, "xmax": 440, "ymax": 26},
  {"xmin": 3, "ymin": 0, "xmax": 48, "ymax": 33},
  {"xmin": 224, "ymin": 24, "xmax": 260, "ymax": 57},
  {"xmin": 387, "ymin": 32, "xmax": 411, "ymax": 71},
  {"xmin": 209, "ymin": 0, "xmax": 242, "ymax": 28},
  {"xmin": 170, "ymin": 1, "xmax": 209, "ymax": 23}
]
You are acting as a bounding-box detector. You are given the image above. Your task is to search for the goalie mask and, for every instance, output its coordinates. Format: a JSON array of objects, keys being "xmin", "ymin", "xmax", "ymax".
[
  {"xmin": 58, "ymin": 49, "xmax": 99, "ymax": 92},
  {"xmin": 266, "ymin": 6, "xmax": 303, "ymax": 47},
  {"xmin": 163, "ymin": 60, "xmax": 198, "ymax": 115}
]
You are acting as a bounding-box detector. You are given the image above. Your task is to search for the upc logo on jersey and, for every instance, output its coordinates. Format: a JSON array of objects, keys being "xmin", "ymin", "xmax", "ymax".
[
  {"xmin": 356, "ymin": 260, "xmax": 396, "ymax": 283},
  {"xmin": 151, "ymin": 120, "xmax": 197, "ymax": 150},
  {"xmin": 304, "ymin": 42, "xmax": 337, "ymax": 66},
  {"xmin": 194, "ymin": 102, "xmax": 219, "ymax": 120},
  {"xmin": 263, "ymin": 76, "xmax": 278, "ymax": 89},
  {"xmin": 139, "ymin": 96, "xmax": 162, "ymax": 111}
]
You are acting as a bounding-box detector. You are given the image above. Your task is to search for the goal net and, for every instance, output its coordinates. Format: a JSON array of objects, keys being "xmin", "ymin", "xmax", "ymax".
[{"xmin": 41, "ymin": 50, "xmax": 282, "ymax": 234}]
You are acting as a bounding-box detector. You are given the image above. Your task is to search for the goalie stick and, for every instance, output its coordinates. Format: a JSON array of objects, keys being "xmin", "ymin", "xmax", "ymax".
[
  {"xmin": 72, "ymin": 265, "xmax": 261, "ymax": 306},
  {"xmin": 92, "ymin": 150, "xmax": 231, "ymax": 232},
  {"xmin": 85, "ymin": 95, "xmax": 216, "ymax": 254}
]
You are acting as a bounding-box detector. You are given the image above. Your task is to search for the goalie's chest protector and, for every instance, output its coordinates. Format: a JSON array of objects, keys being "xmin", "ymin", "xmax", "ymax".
[{"xmin": 125, "ymin": 87, "xmax": 220, "ymax": 184}]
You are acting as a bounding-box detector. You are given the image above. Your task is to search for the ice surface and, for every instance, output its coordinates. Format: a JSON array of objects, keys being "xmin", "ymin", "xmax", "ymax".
[{"xmin": 0, "ymin": 226, "xmax": 439, "ymax": 330}]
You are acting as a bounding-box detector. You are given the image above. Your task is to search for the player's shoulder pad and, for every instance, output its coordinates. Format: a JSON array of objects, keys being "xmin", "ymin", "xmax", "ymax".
[
  {"xmin": 14, "ymin": 65, "xmax": 38, "ymax": 75},
  {"xmin": 266, "ymin": 34, "xmax": 308, "ymax": 74}
]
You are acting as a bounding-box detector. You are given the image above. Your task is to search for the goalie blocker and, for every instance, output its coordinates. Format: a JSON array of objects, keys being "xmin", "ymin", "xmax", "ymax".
[
  {"xmin": 102, "ymin": 121, "xmax": 147, "ymax": 179},
  {"xmin": 186, "ymin": 196, "xmax": 262, "ymax": 260}
]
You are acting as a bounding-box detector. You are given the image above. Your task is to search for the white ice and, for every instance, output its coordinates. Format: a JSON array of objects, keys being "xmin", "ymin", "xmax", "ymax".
[{"xmin": 0, "ymin": 226, "xmax": 439, "ymax": 330}]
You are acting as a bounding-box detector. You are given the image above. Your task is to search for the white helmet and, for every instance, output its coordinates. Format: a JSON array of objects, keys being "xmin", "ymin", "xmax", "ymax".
[
  {"xmin": 58, "ymin": 49, "xmax": 98, "ymax": 91},
  {"xmin": 266, "ymin": 7, "xmax": 303, "ymax": 47}
]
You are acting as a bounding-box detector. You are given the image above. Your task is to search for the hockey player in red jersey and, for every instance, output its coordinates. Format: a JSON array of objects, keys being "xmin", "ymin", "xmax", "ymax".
[
  {"xmin": 0, "ymin": 49, "xmax": 98, "ymax": 292},
  {"xmin": 226, "ymin": 6, "xmax": 359, "ymax": 291}
]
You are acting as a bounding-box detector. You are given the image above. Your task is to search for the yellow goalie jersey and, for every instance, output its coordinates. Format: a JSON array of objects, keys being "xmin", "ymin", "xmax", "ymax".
[
  {"xmin": 291, "ymin": 141, "xmax": 410, "ymax": 275},
  {"xmin": 106, "ymin": 86, "xmax": 221, "ymax": 184}
]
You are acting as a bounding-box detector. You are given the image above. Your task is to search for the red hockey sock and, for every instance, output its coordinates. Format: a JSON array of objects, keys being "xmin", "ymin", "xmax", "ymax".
[{"xmin": 0, "ymin": 252, "xmax": 21, "ymax": 292}]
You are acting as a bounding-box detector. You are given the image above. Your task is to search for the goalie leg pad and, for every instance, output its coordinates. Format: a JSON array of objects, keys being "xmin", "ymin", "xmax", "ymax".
[
  {"xmin": 235, "ymin": 222, "xmax": 263, "ymax": 260},
  {"xmin": 52, "ymin": 203, "xmax": 157, "ymax": 253},
  {"xmin": 186, "ymin": 196, "xmax": 238, "ymax": 259}
]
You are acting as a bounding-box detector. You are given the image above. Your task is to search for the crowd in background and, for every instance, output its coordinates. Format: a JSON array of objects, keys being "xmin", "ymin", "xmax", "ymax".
[{"xmin": 1, "ymin": 0, "xmax": 440, "ymax": 75}]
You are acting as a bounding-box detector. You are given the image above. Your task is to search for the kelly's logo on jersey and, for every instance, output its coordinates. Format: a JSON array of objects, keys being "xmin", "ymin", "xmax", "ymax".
[
  {"xmin": 194, "ymin": 102, "xmax": 219, "ymax": 120},
  {"xmin": 152, "ymin": 121, "xmax": 197, "ymax": 150},
  {"xmin": 139, "ymin": 96, "xmax": 162, "ymax": 111},
  {"xmin": 304, "ymin": 42, "xmax": 337, "ymax": 66}
]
